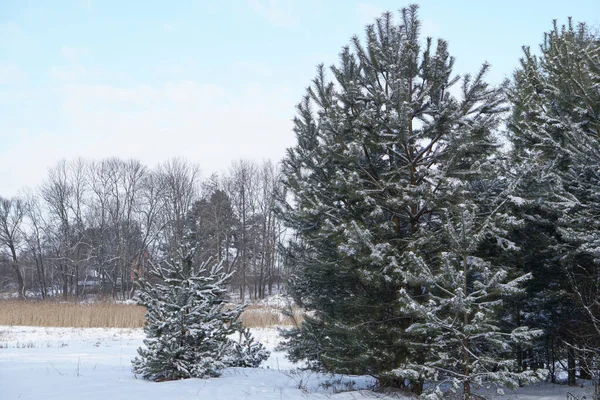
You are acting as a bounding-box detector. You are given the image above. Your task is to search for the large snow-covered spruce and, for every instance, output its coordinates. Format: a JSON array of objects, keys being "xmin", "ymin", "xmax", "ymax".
[
  {"xmin": 132, "ymin": 242, "xmax": 268, "ymax": 381},
  {"xmin": 278, "ymin": 4, "xmax": 534, "ymax": 395}
]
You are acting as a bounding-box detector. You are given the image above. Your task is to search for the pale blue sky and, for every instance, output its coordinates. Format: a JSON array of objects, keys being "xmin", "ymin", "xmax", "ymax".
[{"xmin": 1, "ymin": 0, "xmax": 599, "ymax": 196}]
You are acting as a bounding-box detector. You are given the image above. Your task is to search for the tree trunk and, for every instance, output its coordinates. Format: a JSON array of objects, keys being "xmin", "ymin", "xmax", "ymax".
[
  {"xmin": 35, "ymin": 256, "xmax": 46, "ymax": 299},
  {"xmin": 568, "ymin": 346, "xmax": 577, "ymax": 386},
  {"xmin": 463, "ymin": 249, "xmax": 471, "ymax": 400},
  {"xmin": 550, "ymin": 336, "xmax": 557, "ymax": 384},
  {"xmin": 75, "ymin": 261, "xmax": 80, "ymax": 298},
  {"xmin": 34, "ymin": 243, "xmax": 47, "ymax": 299},
  {"xmin": 8, "ymin": 244, "xmax": 25, "ymax": 299},
  {"xmin": 61, "ymin": 261, "xmax": 69, "ymax": 299},
  {"xmin": 463, "ymin": 337, "xmax": 471, "ymax": 400}
]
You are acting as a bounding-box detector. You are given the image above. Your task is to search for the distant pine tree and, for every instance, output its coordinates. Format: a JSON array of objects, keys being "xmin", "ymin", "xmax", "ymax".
[
  {"xmin": 508, "ymin": 18, "xmax": 600, "ymax": 385},
  {"xmin": 132, "ymin": 239, "xmax": 268, "ymax": 381}
]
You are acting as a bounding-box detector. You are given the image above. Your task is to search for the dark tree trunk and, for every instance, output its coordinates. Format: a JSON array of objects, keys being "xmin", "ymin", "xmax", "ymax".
[
  {"xmin": 568, "ymin": 347, "xmax": 577, "ymax": 386},
  {"xmin": 7, "ymin": 244, "xmax": 25, "ymax": 298}
]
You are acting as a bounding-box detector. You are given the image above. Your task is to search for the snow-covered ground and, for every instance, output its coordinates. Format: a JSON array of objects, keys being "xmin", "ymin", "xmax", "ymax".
[{"xmin": 0, "ymin": 325, "xmax": 595, "ymax": 400}]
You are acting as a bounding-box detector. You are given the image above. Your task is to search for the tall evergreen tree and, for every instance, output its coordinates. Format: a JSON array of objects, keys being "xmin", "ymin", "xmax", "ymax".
[
  {"xmin": 186, "ymin": 189, "xmax": 237, "ymax": 270},
  {"xmin": 508, "ymin": 18, "xmax": 600, "ymax": 384},
  {"xmin": 132, "ymin": 238, "xmax": 268, "ymax": 381},
  {"xmin": 279, "ymin": 5, "xmax": 511, "ymax": 391}
]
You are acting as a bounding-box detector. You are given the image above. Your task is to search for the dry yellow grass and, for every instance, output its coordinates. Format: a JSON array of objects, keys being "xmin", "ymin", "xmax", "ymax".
[
  {"xmin": 0, "ymin": 300, "xmax": 146, "ymax": 328},
  {"xmin": 0, "ymin": 300, "xmax": 303, "ymax": 329},
  {"xmin": 240, "ymin": 304, "xmax": 304, "ymax": 328}
]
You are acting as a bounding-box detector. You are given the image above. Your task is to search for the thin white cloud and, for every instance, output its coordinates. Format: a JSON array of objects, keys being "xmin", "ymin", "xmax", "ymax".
[
  {"xmin": 76, "ymin": 0, "xmax": 93, "ymax": 11},
  {"xmin": 421, "ymin": 18, "xmax": 441, "ymax": 38},
  {"xmin": 248, "ymin": 0, "xmax": 295, "ymax": 27},
  {"xmin": 0, "ymin": 62, "xmax": 26, "ymax": 84},
  {"xmin": 60, "ymin": 45, "xmax": 90, "ymax": 63},
  {"xmin": 0, "ymin": 130, "xmax": 78, "ymax": 196},
  {"xmin": 356, "ymin": 2, "xmax": 384, "ymax": 26},
  {"xmin": 50, "ymin": 64, "xmax": 88, "ymax": 81},
  {"xmin": 33, "ymin": 80, "xmax": 296, "ymax": 183},
  {"xmin": 0, "ymin": 22, "xmax": 23, "ymax": 47},
  {"xmin": 233, "ymin": 61, "xmax": 272, "ymax": 79},
  {"xmin": 50, "ymin": 46, "xmax": 104, "ymax": 81},
  {"xmin": 162, "ymin": 23, "xmax": 179, "ymax": 32},
  {"xmin": 1, "ymin": 79, "xmax": 298, "ymax": 196},
  {"xmin": 0, "ymin": 22, "xmax": 21, "ymax": 36}
]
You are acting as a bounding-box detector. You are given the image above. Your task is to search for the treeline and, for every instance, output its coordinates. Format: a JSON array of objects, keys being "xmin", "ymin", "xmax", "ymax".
[{"xmin": 0, "ymin": 158, "xmax": 285, "ymax": 301}]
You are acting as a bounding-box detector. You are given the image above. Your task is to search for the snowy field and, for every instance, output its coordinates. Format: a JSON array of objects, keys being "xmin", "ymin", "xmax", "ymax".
[{"xmin": 0, "ymin": 325, "xmax": 595, "ymax": 400}]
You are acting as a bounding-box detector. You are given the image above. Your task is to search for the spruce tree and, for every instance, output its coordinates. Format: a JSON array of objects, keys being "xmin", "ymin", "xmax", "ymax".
[
  {"xmin": 132, "ymin": 239, "xmax": 268, "ymax": 381},
  {"xmin": 279, "ymin": 5, "xmax": 510, "ymax": 391}
]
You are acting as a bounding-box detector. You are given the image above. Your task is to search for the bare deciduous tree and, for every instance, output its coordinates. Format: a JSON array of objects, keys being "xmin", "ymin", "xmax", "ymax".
[
  {"xmin": 0, "ymin": 196, "xmax": 26, "ymax": 298},
  {"xmin": 156, "ymin": 158, "xmax": 201, "ymax": 254}
]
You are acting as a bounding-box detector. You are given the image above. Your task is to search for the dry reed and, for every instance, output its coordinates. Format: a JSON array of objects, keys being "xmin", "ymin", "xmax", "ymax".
[
  {"xmin": 0, "ymin": 300, "xmax": 303, "ymax": 329},
  {"xmin": 240, "ymin": 304, "xmax": 304, "ymax": 328},
  {"xmin": 0, "ymin": 300, "xmax": 146, "ymax": 328}
]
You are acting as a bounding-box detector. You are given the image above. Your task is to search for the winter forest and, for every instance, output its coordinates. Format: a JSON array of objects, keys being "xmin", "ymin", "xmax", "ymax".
[
  {"xmin": 0, "ymin": 157, "xmax": 285, "ymax": 301},
  {"xmin": 1, "ymin": 3, "xmax": 600, "ymax": 400}
]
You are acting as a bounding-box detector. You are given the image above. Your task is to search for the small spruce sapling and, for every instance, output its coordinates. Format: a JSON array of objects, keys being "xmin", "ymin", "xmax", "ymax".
[{"xmin": 132, "ymin": 241, "xmax": 268, "ymax": 381}]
